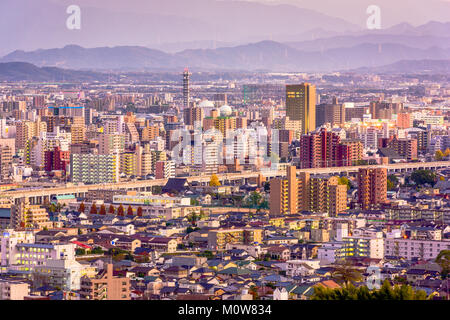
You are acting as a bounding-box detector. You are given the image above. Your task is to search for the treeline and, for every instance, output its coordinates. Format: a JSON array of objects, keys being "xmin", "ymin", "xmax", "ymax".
[{"xmin": 311, "ymin": 280, "xmax": 429, "ymax": 300}]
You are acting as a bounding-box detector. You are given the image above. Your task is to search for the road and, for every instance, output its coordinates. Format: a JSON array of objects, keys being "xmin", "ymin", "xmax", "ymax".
[{"xmin": 1, "ymin": 161, "xmax": 448, "ymax": 202}]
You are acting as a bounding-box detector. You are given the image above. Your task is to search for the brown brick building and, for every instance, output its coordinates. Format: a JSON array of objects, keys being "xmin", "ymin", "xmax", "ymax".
[
  {"xmin": 299, "ymin": 128, "xmax": 363, "ymax": 168},
  {"xmin": 79, "ymin": 264, "xmax": 130, "ymax": 300},
  {"xmin": 357, "ymin": 168, "xmax": 387, "ymax": 210},
  {"xmin": 270, "ymin": 166, "xmax": 347, "ymax": 217}
]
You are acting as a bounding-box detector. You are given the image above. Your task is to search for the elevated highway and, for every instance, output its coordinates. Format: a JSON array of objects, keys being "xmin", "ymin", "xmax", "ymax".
[{"xmin": 1, "ymin": 161, "xmax": 448, "ymax": 204}]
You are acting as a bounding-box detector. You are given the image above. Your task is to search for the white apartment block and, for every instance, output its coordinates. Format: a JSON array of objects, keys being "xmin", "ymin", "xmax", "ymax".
[
  {"xmin": 384, "ymin": 238, "xmax": 450, "ymax": 260},
  {"xmin": 71, "ymin": 153, "xmax": 120, "ymax": 184},
  {"xmin": 7, "ymin": 243, "xmax": 76, "ymax": 274},
  {"xmin": 0, "ymin": 229, "xmax": 35, "ymax": 270},
  {"xmin": 317, "ymin": 242, "xmax": 345, "ymax": 264},
  {"xmin": 34, "ymin": 258, "xmax": 84, "ymax": 291}
]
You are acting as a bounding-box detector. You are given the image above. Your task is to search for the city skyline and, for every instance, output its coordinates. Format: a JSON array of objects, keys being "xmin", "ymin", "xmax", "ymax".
[{"xmin": 0, "ymin": 0, "xmax": 449, "ymax": 305}]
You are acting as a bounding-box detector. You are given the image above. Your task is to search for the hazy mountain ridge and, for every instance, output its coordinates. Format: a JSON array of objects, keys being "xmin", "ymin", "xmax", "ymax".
[
  {"xmin": 0, "ymin": 62, "xmax": 110, "ymax": 81},
  {"xmin": 353, "ymin": 59, "xmax": 450, "ymax": 74},
  {"xmin": 2, "ymin": 46, "xmax": 180, "ymax": 71},
  {"xmin": 2, "ymin": 59, "xmax": 449, "ymax": 82},
  {"xmin": 2, "ymin": 40, "xmax": 450, "ymax": 72}
]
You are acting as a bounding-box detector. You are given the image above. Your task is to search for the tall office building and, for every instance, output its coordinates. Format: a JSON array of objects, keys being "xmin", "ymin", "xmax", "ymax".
[
  {"xmin": 183, "ymin": 68, "xmax": 191, "ymax": 108},
  {"xmin": 358, "ymin": 168, "xmax": 387, "ymax": 210},
  {"xmin": 369, "ymin": 102, "xmax": 404, "ymax": 120},
  {"xmin": 316, "ymin": 102, "xmax": 346, "ymax": 127},
  {"xmin": 286, "ymin": 83, "xmax": 316, "ymax": 134},
  {"xmin": 84, "ymin": 107, "xmax": 94, "ymax": 126}
]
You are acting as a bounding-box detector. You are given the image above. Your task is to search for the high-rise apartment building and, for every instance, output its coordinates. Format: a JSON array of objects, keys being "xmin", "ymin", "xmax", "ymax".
[
  {"xmin": 396, "ymin": 113, "xmax": 412, "ymax": 129},
  {"xmin": 183, "ymin": 107, "xmax": 204, "ymax": 127},
  {"xmin": 98, "ymin": 134, "xmax": 125, "ymax": 155},
  {"xmin": 141, "ymin": 125, "xmax": 159, "ymax": 142},
  {"xmin": 120, "ymin": 152, "xmax": 138, "ymax": 177},
  {"xmin": 299, "ymin": 128, "xmax": 363, "ymax": 168},
  {"xmin": 155, "ymin": 160, "xmax": 175, "ymax": 179},
  {"xmin": 80, "ymin": 264, "xmax": 130, "ymax": 300},
  {"xmin": 358, "ymin": 167, "xmax": 387, "ymax": 210},
  {"xmin": 15, "ymin": 121, "xmax": 36, "ymax": 150},
  {"xmin": 286, "ymin": 83, "xmax": 316, "ymax": 134},
  {"xmin": 71, "ymin": 125, "xmax": 85, "ymax": 145},
  {"xmin": 0, "ymin": 145, "xmax": 12, "ymax": 180},
  {"xmin": 307, "ymin": 176, "xmax": 347, "ymax": 215},
  {"xmin": 71, "ymin": 154, "xmax": 120, "ymax": 184},
  {"xmin": 387, "ymin": 136, "xmax": 418, "ymax": 161},
  {"xmin": 44, "ymin": 146, "xmax": 70, "ymax": 173},
  {"xmin": 270, "ymin": 166, "xmax": 347, "ymax": 217},
  {"xmin": 207, "ymin": 228, "xmax": 263, "ymax": 250}
]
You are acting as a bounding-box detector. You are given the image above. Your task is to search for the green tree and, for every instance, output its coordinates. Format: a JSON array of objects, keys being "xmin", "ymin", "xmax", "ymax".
[
  {"xmin": 435, "ymin": 250, "xmax": 450, "ymax": 279},
  {"xmin": 125, "ymin": 103, "xmax": 136, "ymax": 113},
  {"xmin": 76, "ymin": 248, "xmax": 86, "ymax": 256},
  {"xmin": 311, "ymin": 280, "xmax": 428, "ymax": 300},
  {"xmin": 198, "ymin": 250, "xmax": 215, "ymax": 259},
  {"xmin": 387, "ymin": 175, "xmax": 399, "ymax": 190},
  {"xmin": 91, "ymin": 247, "xmax": 104, "ymax": 255},
  {"xmin": 338, "ymin": 176, "xmax": 352, "ymax": 190},
  {"xmin": 186, "ymin": 226, "xmax": 200, "ymax": 234},
  {"xmin": 331, "ymin": 260, "xmax": 363, "ymax": 286},
  {"xmin": 411, "ymin": 170, "xmax": 437, "ymax": 187},
  {"xmin": 246, "ymin": 191, "xmax": 263, "ymax": 209},
  {"xmin": 387, "ymin": 179, "xmax": 395, "ymax": 191},
  {"xmin": 152, "ymin": 186, "xmax": 162, "ymax": 194},
  {"xmin": 187, "ymin": 211, "xmax": 199, "ymax": 226}
]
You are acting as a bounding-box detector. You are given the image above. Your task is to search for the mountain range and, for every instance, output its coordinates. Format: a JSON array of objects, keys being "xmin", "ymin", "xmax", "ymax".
[
  {"xmin": 353, "ymin": 59, "xmax": 450, "ymax": 74},
  {"xmin": 2, "ymin": 40, "xmax": 450, "ymax": 72},
  {"xmin": 1, "ymin": 59, "xmax": 448, "ymax": 83},
  {"xmin": 2, "ymin": 0, "xmax": 450, "ymax": 74},
  {"xmin": 0, "ymin": 62, "xmax": 109, "ymax": 82}
]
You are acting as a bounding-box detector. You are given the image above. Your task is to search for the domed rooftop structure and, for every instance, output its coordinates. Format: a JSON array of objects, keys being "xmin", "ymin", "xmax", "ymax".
[
  {"xmin": 199, "ymin": 100, "xmax": 215, "ymax": 108},
  {"xmin": 219, "ymin": 104, "xmax": 233, "ymax": 117}
]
